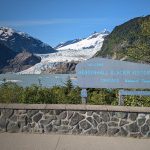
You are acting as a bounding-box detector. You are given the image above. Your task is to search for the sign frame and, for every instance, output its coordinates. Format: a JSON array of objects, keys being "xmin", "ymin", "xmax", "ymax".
[{"xmin": 76, "ymin": 58, "xmax": 150, "ymax": 89}]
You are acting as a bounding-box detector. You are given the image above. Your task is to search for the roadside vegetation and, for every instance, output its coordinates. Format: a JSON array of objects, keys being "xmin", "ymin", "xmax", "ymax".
[{"xmin": 0, "ymin": 79, "xmax": 150, "ymax": 107}]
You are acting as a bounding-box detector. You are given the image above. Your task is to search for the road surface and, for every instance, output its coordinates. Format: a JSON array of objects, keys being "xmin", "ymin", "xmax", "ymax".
[{"xmin": 0, "ymin": 133, "xmax": 150, "ymax": 150}]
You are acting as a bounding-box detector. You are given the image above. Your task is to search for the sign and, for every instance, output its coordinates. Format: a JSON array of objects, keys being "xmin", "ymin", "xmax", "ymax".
[
  {"xmin": 118, "ymin": 90, "xmax": 150, "ymax": 106},
  {"xmin": 76, "ymin": 58, "xmax": 150, "ymax": 89},
  {"xmin": 81, "ymin": 89, "xmax": 87, "ymax": 97},
  {"xmin": 119, "ymin": 90, "xmax": 150, "ymax": 96}
]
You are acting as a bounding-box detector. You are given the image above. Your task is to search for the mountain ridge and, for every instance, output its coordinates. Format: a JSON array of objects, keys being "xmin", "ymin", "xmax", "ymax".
[
  {"xmin": 95, "ymin": 15, "xmax": 150, "ymax": 64},
  {"xmin": 54, "ymin": 39, "xmax": 82, "ymax": 49},
  {"xmin": 56, "ymin": 30, "xmax": 109, "ymax": 51},
  {"xmin": 0, "ymin": 27, "xmax": 56, "ymax": 54}
]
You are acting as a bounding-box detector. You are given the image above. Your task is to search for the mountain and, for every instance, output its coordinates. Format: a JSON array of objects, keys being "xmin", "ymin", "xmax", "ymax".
[
  {"xmin": 55, "ymin": 39, "xmax": 81, "ymax": 49},
  {"xmin": 0, "ymin": 27, "xmax": 56, "ymax": 54},
  {"xmin": 95, "ymin": 15, "xmax": 150, "ymax": 64},
  {"xmin": 0, "ymin": 43, "xmax": 17, "ymax": 68},
  {"xmin": 0, "ymin": 27, "xmax": 57, "ymax": 73},
  {"xmin": 57, "ymin": 30, "xmax": 109, "ymax": 51},
  {"xmin": 20, "ymin": 30, "xmax": 109, "ymax": 74},
  {"xmin": 1, "ymin": 51, "xmax": 41, "ymax": 73},
  {"xmin": 0, "ymin": 42, "xmax": 41, "ymax": 73}
]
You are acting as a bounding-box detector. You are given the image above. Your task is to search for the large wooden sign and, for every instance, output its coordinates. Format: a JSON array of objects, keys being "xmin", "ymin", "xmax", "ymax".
[{"xmin": 76, "ymin": 58, "xmax": 150, "ymax": 89}]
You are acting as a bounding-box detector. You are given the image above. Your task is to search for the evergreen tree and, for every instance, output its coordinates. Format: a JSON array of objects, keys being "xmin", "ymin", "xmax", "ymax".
[{"xmin": 64, "ymin": 77, "xmax": 73, "ymax": 93}]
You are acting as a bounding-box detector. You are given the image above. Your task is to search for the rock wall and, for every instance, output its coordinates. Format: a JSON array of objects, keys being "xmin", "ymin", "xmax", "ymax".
[{"xmin": 0, "ymin": 104, "xmax": 150, "ymax": 138}]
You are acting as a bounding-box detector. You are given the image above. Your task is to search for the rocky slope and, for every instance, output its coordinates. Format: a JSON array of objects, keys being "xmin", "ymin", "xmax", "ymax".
[
  {"xmin": 0, "ymin": 27, "xmax": 56, "ymax": 54},
  {"xmin": 95, "ymin": 15, "xmax": 150, "ymax": 64},
  {"xmin": 0, "ymin": 43, "xmax": 17, "ymax": 69},
  {"xmin": 1, "ymin": 50, "xmax": 41, "ymax": 73},
  {"xmin": 42, "ymin": 61, "xmax": 78, "ymax": 74}
]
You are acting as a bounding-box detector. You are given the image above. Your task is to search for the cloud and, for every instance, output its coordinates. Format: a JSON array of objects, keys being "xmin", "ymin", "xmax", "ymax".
[{"xmin": 0, "ymin": 18, "xmax": 107, "ymax": 27}]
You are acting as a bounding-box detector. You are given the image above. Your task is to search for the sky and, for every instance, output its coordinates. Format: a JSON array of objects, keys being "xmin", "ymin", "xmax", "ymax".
[{"xmin": 0, "ymin": 0, "xmax": 150, "ymax": 47}]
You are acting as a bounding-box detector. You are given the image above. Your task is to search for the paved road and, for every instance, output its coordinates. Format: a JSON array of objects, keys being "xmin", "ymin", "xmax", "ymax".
[{"xmin": 0, "ymin": 133, "xmax": 150, "ymax": 150}]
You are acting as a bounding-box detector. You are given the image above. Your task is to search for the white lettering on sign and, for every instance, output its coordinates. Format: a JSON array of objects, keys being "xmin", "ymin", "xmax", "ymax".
[{"xmin": 76, "ymin": 58, "xmax": 150, "ymax": 89}]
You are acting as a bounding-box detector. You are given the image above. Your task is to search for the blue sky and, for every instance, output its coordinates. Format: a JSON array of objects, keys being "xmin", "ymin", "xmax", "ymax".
[{"xmin": 0, "ymin": 0, "xmax": 150, "ymax": 47}]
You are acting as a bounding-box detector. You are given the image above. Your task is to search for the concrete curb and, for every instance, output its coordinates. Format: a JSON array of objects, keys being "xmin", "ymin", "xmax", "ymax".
[{"xmin": 0, "ymin": 103, "xmax": 150, "ymax": 113}]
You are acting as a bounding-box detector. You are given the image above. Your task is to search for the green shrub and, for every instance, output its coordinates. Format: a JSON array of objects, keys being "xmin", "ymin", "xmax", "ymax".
[
  {"xmin": 87, "ymin": 89, "xmax": 118, "ymax": 105},
  {"xmin": 124, "ymin": 95, "xmax": 150, "ymax": 107},
  {"xmin": 20, "ymin": 85, "xmax": 55, "ymax": 104},
  {"xmin": 0, "ymin": 82, "xmax": 23, "ymax": 103},
  {"xmin": 0, "ymin": 81, "xmax": 150, "ymax": 107}
]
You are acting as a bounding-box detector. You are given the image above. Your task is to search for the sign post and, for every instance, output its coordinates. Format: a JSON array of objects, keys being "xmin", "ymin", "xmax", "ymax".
[
  {"xmin": 81, "ymin": 89, "xmax": 87, "ymax": 104},
  {"xmin": 118, "ymin": 91, "xmax": 124, "ymax": 106}
]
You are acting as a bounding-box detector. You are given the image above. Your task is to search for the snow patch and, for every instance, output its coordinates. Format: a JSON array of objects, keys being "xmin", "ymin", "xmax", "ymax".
[{"xmin": 0, "ymin": 27, "xmax": 15, "ymax": 37}]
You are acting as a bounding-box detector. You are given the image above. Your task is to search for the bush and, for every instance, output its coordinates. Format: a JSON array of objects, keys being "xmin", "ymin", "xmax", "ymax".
[
  {"xmin": 0, "ymin": 82, "xmax": 23, "ymax": 103},
  {"xmin": 0, "ymin": 81, "xmax": 150, "ymax": 107},
  {"xmin": 50, "ymin": 86, "xmax": 81, "ymax": 104},
  {"xmin": 87, "ymin": 89, "xmax": 118, "ymax": 105},
  {"xmin": 124, "ymin": 95, "xmax": 150, "ymax": 107},
  {"xmin": 20, "ymin": 85, "xmax": 55, "ymax": 104}
]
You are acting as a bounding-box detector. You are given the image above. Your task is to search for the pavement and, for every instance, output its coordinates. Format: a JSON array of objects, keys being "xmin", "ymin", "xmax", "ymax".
[{"xmin": 0, "ymin": 133, "xmax": 150, "ymax": 150}]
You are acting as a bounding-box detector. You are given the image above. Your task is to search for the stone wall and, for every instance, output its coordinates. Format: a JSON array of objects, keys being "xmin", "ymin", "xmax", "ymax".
[{"xmin": 0, "ymin": 104, "xmax": 150, "ymax": 138}]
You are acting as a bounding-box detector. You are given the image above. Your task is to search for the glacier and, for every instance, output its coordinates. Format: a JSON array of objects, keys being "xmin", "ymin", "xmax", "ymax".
[{"xmin": 19, "ymin": 30, "xmax": 109, "ymax": 74}]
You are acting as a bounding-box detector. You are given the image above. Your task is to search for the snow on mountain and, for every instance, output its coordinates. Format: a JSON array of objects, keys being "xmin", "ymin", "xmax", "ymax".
[
  {"xmin": 0, "ymin": 27, "xmax": 30, "ymax": 41},
  {"xmin": 0, "ymin": 27, "xmax": 56, "ymax": 54},
  {"xmin": 57, "ymin": 30, "xmax": 109, "ymax": 51},
  {"xmin": 19, "ymin": 30, "xmax": 109, "ymax": 74},
  {"xmin": 0, "ymin": 27, "xmax": 15, "ymax": 40},
  {"xmin": 55, "ymin": 39, "xmax": 81, "ymax": 49}
]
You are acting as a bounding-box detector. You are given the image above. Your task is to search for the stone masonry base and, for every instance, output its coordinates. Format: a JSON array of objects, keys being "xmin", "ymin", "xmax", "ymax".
[{"xmin": 0, "ymin": 104, "xmax": 150, "ymax": 138}]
